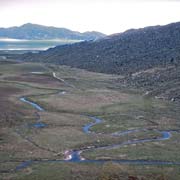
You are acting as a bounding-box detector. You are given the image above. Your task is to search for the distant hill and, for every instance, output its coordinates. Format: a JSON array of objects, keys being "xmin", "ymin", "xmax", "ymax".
[
  {"xmin": 19, "ymin": 22, "xmax": 180, "ymax": 74},
  {"xmin": 17, "ymin": 22, "xmax": 180, "ymax": 102},
  {"xmin": 0, "ymin": 23, "xmax": 106, "ymax": 40}
]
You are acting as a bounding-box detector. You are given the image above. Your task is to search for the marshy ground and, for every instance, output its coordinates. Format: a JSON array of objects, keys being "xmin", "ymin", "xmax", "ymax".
[{"xmin": 0, "ymin": 61, "xmax": 180, "ymax": 179}]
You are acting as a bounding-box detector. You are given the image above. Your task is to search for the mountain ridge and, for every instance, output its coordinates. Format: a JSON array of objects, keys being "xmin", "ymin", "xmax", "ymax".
[
  {"xmin": 16, "ymin": 21, "xmax": 180, "ymax": 102},
  {"xmin": 18, "ymin": 21, "xmax": 180, "ymax": 73},
  {"xmin": 0, "ymin": 23, "xmax": 106, "ymax": 40}
]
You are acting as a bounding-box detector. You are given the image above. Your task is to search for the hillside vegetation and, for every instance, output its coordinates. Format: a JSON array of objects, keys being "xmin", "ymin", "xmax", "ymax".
[{"xmin": 16, "ymin": 22, "xmax": 180, "ymax": 102}]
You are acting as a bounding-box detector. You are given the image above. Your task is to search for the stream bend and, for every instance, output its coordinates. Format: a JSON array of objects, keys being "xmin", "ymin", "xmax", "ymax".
[{"xmin": 15, "ymin": 96, "xmax": 180, "ymax": 170}]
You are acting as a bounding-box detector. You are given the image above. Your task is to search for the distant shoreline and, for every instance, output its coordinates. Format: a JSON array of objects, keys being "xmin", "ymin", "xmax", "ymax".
[
  {"xmin": 0, "ymin": 38, "xmax": 82, "ymax": 42},
  {"xmin": 0, "ymin": 39, "xmax": 82, "ymax": 51}
]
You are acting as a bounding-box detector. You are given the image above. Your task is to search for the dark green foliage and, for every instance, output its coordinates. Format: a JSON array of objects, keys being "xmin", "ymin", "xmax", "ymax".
[
  {"xmin": 17, "ymin": 22, "xmax": 180, "ymax": 102},
  {"xmin": 119, "ymin": 66, "xmax": 180, "ymax": 102},
  {"xmin": 18, "ymin": 22, "xmax": 180, "ymax": 75}
]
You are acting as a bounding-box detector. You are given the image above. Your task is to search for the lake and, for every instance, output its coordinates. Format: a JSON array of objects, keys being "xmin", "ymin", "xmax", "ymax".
[{"xmin": 0, "ymin": 38, "xmax": 81, "ymax": 51}]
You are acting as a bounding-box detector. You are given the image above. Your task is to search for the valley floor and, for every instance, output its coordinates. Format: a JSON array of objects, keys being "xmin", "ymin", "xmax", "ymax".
[{"xmin": 0, "ymin": 62, "xmax": 180, "ymax": 180}]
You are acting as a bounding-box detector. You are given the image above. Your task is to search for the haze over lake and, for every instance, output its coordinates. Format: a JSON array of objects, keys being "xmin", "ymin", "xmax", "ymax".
[{"xmin": 0, "ymin": 38, "xmax": 81, "ymax": 50}]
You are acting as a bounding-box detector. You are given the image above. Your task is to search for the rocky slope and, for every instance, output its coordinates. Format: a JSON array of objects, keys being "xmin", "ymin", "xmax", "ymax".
[{"xmin": 17, "ymin": 22, "xmax": 180, "ymax": 102}]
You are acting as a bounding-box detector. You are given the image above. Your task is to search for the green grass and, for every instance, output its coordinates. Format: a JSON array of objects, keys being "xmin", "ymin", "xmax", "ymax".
[
  {"xmin": 0, "ymin": 63, "xmax": 48, "ymax": 75},
  {"xmin": 1, "ymin": 62, "xmax": 180, "ymax": 180},
  {"xmin": 5, "ymin": 162, "xmax": 180, "ymax": 180}
]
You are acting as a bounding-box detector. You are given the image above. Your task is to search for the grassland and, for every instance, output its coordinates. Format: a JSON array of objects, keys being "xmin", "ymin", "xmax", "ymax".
[{"xmin": 0, "ymin": 62, "xmax": 180, "ymax": 179}]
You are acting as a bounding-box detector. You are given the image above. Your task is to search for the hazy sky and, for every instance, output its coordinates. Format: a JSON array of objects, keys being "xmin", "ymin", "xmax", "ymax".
[{"xmin": 0, "ymin": 0, "xmax": 180, "ymax": 34}]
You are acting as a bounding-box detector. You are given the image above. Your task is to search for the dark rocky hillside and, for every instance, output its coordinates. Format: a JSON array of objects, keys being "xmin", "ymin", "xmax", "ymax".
[
  {"xmin": 17, "ymin": 22, "xmax": 180, "ymax": 102},
  {"xmin": 118, "ymin": 65, "xmax": 180, "ymax": 102},
  {"xmin": 0, "ymin": 23, "xmax": 105, "ymax": 40},
  {"xmin": 18, "ymin": 22, "xmax": 180, "ymax": 74}
]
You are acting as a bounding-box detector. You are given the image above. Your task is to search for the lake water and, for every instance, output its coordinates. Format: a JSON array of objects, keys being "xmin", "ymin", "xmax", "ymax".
[{"xmin": 0, "ymin": 39, "xmax": 81, "ymax": 51}]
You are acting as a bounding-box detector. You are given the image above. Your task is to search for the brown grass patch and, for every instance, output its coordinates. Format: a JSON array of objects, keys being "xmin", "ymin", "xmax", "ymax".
[
  {"xmin": 4, "ymin": 74, "xmax": 64, "ymax": 87},
  {"xmin": 0, "ymin": 128, "xmax": 53, "ymax": 161},
  {"xmin": 0, "ymin": 85, "xmax": 32, "ymax": 127},
  {"xmin": 37, "ymin": 90, "xmax": 132, "ymax": 113}
]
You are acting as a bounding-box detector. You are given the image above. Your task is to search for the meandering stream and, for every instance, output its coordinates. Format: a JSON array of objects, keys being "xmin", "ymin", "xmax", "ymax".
[
  {"xmin": 15, "ymin": 95, "xmax": 180, "ymax": 171},
  {"xmin": 11, "ymin": 71, "xmax": 180, "ymax": 171}
]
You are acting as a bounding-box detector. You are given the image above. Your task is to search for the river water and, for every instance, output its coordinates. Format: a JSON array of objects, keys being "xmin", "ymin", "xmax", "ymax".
[{"xmin": 16, "ymin": 96, "xmax": 180, "ymax": 170}]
